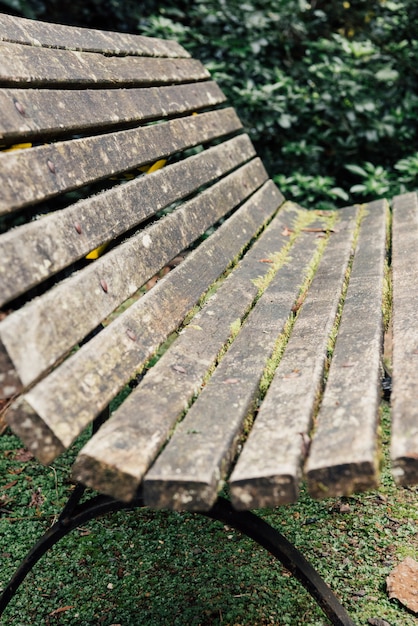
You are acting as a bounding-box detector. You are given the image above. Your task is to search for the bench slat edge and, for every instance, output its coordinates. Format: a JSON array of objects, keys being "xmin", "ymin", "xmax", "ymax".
[
  {"xmin": 0, "ymin": 13, "xmax": 189, "ymax": 58},
  {"xmin": 0, "ymin": 134, "xmax": 254, "ymax": 309},
  {"xmin": 391, "ymin": 191, "xmax": 418, "ymax": 485},
  {"xmin": 0, "ymin": 83, "xmax": 226, "ymax": 143},
  {"xmin": 0, "ymin": 108, "xmax": 242, "ymax": 215},
  {"xmin": 0, "ymin": 42, "xmax": 205, "ymax": 88}
]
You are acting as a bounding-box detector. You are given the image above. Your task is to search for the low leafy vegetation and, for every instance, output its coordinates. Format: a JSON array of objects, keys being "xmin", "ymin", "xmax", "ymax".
[
  {"xmin": 1, "ymin": 405, "xmax": 418, "ymax": 625},
  {"xmin": 2, "ymin": 0, "xmax": 417, "ymax": 208}
]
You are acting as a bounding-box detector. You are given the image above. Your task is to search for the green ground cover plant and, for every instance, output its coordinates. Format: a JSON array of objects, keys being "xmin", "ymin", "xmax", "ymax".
[{"xmin": 1, "ymin": 405, "xmax": 418, "ymax": 625}]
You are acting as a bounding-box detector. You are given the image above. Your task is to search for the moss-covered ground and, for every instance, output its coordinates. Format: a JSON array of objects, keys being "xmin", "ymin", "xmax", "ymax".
[{"xmin": 0, "ymin": 403, "xmax": 417, "ymax": 625}]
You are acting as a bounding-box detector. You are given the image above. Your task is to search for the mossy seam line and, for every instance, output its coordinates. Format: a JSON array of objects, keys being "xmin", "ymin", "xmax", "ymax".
[
  {"xmin": 310, "ymin": 204, "xmax": 365, "ymax": 442},
  {"xmin": 237, "ymin": 210, "xmax": 337, "ymax": 445},
  {"xmin": 257, "ymin": 210, "xmax": 338, "ymax": 405}
]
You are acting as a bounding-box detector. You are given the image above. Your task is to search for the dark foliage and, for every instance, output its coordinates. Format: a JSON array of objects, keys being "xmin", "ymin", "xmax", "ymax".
[{"xmin": 2, "ymin": 0, "xmax": 418, "ymax": 207}]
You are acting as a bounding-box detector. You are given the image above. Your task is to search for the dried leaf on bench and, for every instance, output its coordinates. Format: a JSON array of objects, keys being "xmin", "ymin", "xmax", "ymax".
[{"xmin": 386, "ymin": 557, "xmax": 418, "ymax": 613}]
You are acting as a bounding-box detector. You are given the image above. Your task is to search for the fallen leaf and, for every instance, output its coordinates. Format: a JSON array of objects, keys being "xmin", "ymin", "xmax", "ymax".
[
  {"xmin": 48, "ymin": 606, "xmax": 75, "ymax": 617},
  {"xmin": 29, "ymin": 487, "xmax": 45, "ymax": 509},
  {"xmin": 387, "ymin": 557, "xmax": 418, "ymax": 613},
  {"xmin": 222, "ymin": 378, "xmax": 240, "ymax": 384},
  {"xmin": 172, "ymin": 365, "xmax": 187, "ymax": 374},
  {"xmin": 258, "ymin": 258, "xmax": 273, "ymax": 264},
  {"xmin": 1, "ymin": 480, "xmax": 17, "ymax": 491},
  {"xmin": 14, "ymin": 448, "xmax": 34, "ymax": 462},
  {"xmin": 283, "ymin": 369, "xmax": 301, "ymax": 379}
]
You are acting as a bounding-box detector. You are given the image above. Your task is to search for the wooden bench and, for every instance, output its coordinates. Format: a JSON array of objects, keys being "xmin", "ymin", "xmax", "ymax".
[{"xmin": 0, "ymin": 13, "xmax": 417, "ymax": 626}]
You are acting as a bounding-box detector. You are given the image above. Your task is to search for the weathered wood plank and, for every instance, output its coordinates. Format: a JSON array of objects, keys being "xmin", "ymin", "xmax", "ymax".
[
  {"xmin": 229, "ymin": 207, "xmax": 359, "ymax": 509},
  {"xmin": 0, "ymin": 135, "xmax": 255, "ymax": 308},
  {"xmin": 391, "ymin": 192, "xmax": 418, "ymax": 485},
  {"xmin": 5, "ymin": 180, "xmax": 282, "ymax": 464},
  {"xmin": 74, "ymin": 200, "xmax": 306, "ymax": 502},
  {"xmin": 0, "ymin": 13, "xmax": 189, "ymax": 57},
  {"xmin": 0, "ymin": 108, "xmax": 242, "ymax": 215},
  {"xmin": 143, "ymin": 215, "xmax": 329, "ymax": 511},
  {"xmin": 0, "ymin": 82, "xmax": 226, "ymax": 142},
  {"xmin": 306, "ymin": 200, "xmax": 388, "ymax": 498},
  {"xmin": 0, "ymin": 158, "xmax": 267, "ymax": 399},
  {"xmin": 0, "ymin": 42, "xmax": 206, "ymax": 87}
]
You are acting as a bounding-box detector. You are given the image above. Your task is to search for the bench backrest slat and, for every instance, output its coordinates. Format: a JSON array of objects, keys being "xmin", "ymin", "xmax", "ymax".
[
  {"xmin": 391, "ymin": 192, "xmax": 418, "ymax": 485},
  {"xmin": 0, "ymin": 135, "xmax": 255, "ymax": 307},
  {"xmin": 0, "ymin": 13, "xmax": 189, "ymax": 58},
  {"xmin": 0, "ymin": 108, "xmax": 242, "ymax": 214},
  {"xmin": 0, "ymin": 42, "xmax": 207, "ymax": 88},
  {"xmin": 0, "ymin": 83, "xmax": 226, "ymax": 143},
  {"xmin": 0, "ymin": 153, "xmax": 265, "ymax": 396}
]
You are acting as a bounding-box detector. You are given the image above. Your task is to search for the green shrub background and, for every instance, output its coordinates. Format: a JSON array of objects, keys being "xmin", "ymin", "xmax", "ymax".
[{"xmin": 2, "ymin": 0, "xmax": 418, "ymax": 208}]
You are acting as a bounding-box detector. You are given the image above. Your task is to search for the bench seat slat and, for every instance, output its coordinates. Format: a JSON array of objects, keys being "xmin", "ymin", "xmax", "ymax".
[
  {"xmin": 73, "ymin": 192, "xmax": 295, "ymax": 502},
  {"xmin": 6, "ymin": 177, "xmax": 279, "ymax": 464},
  {"xmin": 229, "ymin": 206, "xmax": 359, "ymax": 509},
  {"xmin": 0, "ymin": 42, "xmax": 206, "ymax": 87},
  {"xmin": 0, "ymin": 13, "xmax": 189, "ymax": 58},
  {"xmin": 0, "ymin": 108, "xmax": 242, "ymax": 215},
  {"xmin": 0, "ymin": 135, "xmax": 255, "ymax": 308},
  {"xmin": 143, "ymin": 215, "xmax": 329, "ymax": 511},
  {"xmin": 0, "ymin": 83, "xmax": 226, "ymax": 142},
  {"xmin": 0, "ymin": 156, "xmax": 266, "ymax": 398},
  {"xmin": 391, "ymin": 192, "xmax": 418, "ymax": 485},
  {"xmin": 306, "ymin": 200, "xmax": 388, "ymax": 497}
]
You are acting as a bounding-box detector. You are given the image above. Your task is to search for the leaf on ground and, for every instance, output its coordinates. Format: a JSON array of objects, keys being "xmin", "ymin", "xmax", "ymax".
[
  {"xmin": 48, "ymin": 605, "xmax": 75, "ymax": 617},
  {"xmin": 387, "ymin": 556, "xmax": 418, "ymax": 614},
  {"xmin": 29, "ymin": 487, "xmax": 45, "ymax": 509},
  {"xmin": 1, "ymin": 480, "xmax": 17, "ymax": 491},
  {"xmin": 14, "ymin": 448, "xmax": 34, "ymax": 462}
]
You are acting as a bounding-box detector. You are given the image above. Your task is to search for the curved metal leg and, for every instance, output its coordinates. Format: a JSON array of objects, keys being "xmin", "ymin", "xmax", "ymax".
[
  {"xmin": 203, "ymin": 497, "xmax": 355, "ymax": 626},
  {"xmin": 1, "ymin": 493, "xmax": 355, "ymax": 625},
  {"xmin": 0, "ymin": 493, "xmax": 144, "ymax": 616}
]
